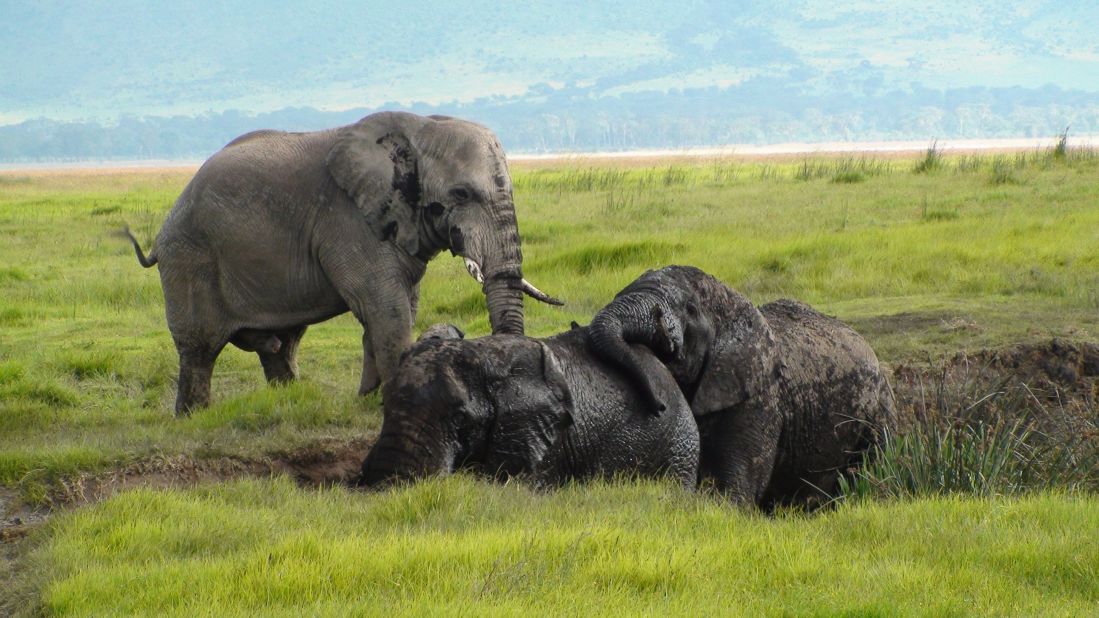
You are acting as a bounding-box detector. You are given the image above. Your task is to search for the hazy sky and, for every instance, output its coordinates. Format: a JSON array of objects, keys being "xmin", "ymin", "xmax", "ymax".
[{"xmin": 2, "ymin": 1, "xmax": 1098, "ymax": 124}]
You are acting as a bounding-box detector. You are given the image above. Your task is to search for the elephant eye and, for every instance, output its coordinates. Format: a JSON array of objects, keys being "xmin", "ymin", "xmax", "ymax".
[{"xmin": 449, "ymin": 187, "xmax": 471, "ymax": 202}]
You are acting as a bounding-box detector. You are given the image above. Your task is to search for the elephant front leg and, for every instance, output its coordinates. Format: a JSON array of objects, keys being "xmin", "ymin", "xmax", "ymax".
[
  {"xmin": 367, "ymin": 308, "xmax": 413, "ymax": 390},
  {"xmin": 408, "ymin": 282, "xmax": 420, "ymax": 330},
  {"xmin": 324, "ymin": 247, "xmax": 418, "ymax": 397},
  {"xmin": 359, "ymin": 329, "xmax": 381, "ymax": 395},
  {"xmin": 697, "ymin": 400, "xmax": 782, "ymax": 507},
  {"xmin": 354, "ymin": 298, "xmax": 413, "ymax": 395}
]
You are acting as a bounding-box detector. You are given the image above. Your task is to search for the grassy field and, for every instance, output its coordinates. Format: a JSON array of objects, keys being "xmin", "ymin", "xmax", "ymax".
[
  {"xmin": 2, "ymin": 149, "xmax": 1099, "ymax": 614},
  {"xmin": 15, "ymin": 477, "xmax": 1099, "ymax": 615}
]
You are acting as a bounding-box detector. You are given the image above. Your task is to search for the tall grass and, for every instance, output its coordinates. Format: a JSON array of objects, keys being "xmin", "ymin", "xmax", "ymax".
[
  {"xmin": 794, "ymin": 157, "xmax": 891, "ymax": 183},
  {"xmin": 913, "ymin": 140, "xmax": 943, "ymax": 173},
  {"xmin": 842, "ymin": 356, "xmax": 1099, "ymax": 501}
]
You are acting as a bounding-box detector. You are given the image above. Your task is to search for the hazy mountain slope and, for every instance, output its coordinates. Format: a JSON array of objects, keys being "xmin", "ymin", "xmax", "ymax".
[{"xmin": 1, "ymin": 1, "xmax": 1098, "ymax": 158}]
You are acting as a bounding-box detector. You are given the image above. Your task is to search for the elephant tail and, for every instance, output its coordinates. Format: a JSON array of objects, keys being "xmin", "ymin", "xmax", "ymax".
[{"xmin": 122, "ymin": 226, "xmax": 158, "ymax": 268}]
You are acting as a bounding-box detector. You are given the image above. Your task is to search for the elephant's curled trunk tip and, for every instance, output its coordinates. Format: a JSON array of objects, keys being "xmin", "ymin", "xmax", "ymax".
[{"xmin": 122, "ymin": 226, "xmax": 157, "ymax": 268}]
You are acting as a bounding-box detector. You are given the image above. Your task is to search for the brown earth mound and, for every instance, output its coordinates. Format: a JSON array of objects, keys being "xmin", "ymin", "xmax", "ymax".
[
  {"xmin": 892, "ymin": 338, "xmax": 1099, "ymax": 406},
  {"xmin": 888, "ymin": 340, "xmax": 1099, "ymax": 460}
]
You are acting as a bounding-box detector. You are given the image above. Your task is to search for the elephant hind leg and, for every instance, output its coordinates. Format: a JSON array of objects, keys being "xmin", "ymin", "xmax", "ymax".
[
  {"xmin": 257, "ymin": 325, "xmax": 307, "ymax": 384},
  {"xmin": 175, "ymin": 343, "xmax": 223, "ymax": 417}
]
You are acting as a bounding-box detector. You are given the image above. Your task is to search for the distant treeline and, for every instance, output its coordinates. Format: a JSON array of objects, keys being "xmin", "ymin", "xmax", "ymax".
[{"xmin": 2, "ymin": 83, "xmax": 1098, "ymax": 161}]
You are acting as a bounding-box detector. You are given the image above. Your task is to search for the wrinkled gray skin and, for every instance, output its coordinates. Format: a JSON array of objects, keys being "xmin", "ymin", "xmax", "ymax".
[
  {"xmin": 126, "ymin": 111, "xmax": 559, "ymax": 415},
  {"xmin": 588, "ymin": 266, "xmax": 896, "ymax": 509},
  {"xmin": 360, "ymin": 326, "xmax": 699, "ymax": 488},
  {"xmin": 418, "ymin": 323, "xmax": 465, "ymax": 341}
]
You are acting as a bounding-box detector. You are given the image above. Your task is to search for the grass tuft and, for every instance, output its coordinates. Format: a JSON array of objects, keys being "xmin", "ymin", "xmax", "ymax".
[
  {"xmin": 89, "ymin": 204, "xmax": 122, "ymax": 216},
  {"xmin": 989, "ymin": 159, "xmax": 1019, "ymax": 185},
  {"xmin": 1053, "ymin": 127, "xmax": 1070, "ymax": 159},
  {"xmin": 57, "ymin": 349, "xmax": 122, "ymax": 380},
  {"xmin": 913, "ymin": 140, "xmax": 943, "ymax": 173},
  {"xmin": 0, "ymin": 266, "xmax": 30, "ymax": 282}
]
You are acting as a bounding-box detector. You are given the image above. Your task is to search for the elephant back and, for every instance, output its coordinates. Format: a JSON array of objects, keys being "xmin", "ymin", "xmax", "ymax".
[{"xmin": 541, "ymin": 329, "xmax": 699, "ymax": 486}]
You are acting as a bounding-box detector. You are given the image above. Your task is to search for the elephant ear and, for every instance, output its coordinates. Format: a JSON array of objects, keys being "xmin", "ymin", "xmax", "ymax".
[
  {"xmin": 326, "ymin": 113, "xmax": 425, "ymax": 256},
  {"xmin": 487, "ymin": 343, "xmax": 574, "ymax": 477},
  {"xmin": 690, "ymin": 316, "xmax": 777, "ymax": 416},
  {"xmin": 539, "ymin": 343, "xmax": 575, "ymax": 424}
]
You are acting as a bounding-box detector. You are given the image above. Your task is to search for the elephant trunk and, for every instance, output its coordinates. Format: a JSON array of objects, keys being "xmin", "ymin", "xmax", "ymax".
[
  {"xmin": 588, "ymin": 294, "xmax": 669, "ymax": 415},
  {"xmin": 482, "ymin": 199, "xmax": 527, "ymax": 336},
  {"xmin": 485, "ymin": 276, "xmax": 525, "ymax": 335},
  {"xmin": 360, "ymin": 414, "xmax": 447, "ymax": 486},
  {"xmin": 455, "ymin": 198, "xmax": 561, "ymax": 335}
]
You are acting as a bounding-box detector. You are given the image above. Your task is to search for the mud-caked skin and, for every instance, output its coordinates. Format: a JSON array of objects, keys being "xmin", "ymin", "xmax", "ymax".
[
  {"xmin": 754, "ymin": 299, "xmax": 895, "ymax": 507},
  {"xmin": 418, "ymin": 323, "xmax": 466, "ymax": 341},
  {"xmin": 125, "ymin": 111, "xmax": 560, "ymax": 415},
  {"xmin": 588, "ymin": 265, "xmax": 896, "ymax": 509},
  {"xmin": 360, "ymin": 327, "xmax": 700, "ymax": 488}
]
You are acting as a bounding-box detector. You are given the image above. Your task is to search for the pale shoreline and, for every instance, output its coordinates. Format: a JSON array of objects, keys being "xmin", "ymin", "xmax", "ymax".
[{"xmin": 1, "ymin": 135, "xmax": 1095, "ymax": 174}]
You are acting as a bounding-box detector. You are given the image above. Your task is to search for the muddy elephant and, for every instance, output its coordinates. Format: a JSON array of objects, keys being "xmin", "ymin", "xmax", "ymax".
[
  {"xmin": 588, "ymin": 266, "xmax": 895, "ymax": 508},
  {"xmin": 125, "ymin": 111, "xmax": 560, "ymax": 415},
  {"xmin": 359, "ymin": 325, "xmax": 699, "ymax": 488}
]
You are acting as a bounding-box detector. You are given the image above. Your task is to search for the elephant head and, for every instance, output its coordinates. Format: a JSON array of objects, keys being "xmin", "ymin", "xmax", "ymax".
[
  {"xmin": 588, "ymin": 265, "xmax": 775, "ymax": 415},
  {"xmin": 326, "ymin": 112, "xmax": 560, "ymax": 336},
  {"xmin": 360, "ymin": 336, "xmax": 574, "ymax": 486}
]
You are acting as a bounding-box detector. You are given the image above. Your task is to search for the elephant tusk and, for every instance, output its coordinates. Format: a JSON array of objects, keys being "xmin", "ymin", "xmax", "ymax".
[
  {"xmin": 464, "ymin": 258, "xmax": 485, "ymax": 284},
  {"xmin": 521, "ymin": 278, "xmax": 564, "ymax": 306},
  {"xmin": 465, "ymin": 257, "xmax": 563, "ymax": 306}
]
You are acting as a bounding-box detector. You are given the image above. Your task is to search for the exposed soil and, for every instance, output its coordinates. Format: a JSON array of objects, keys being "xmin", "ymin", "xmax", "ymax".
[
  {"xmin": 892, "ymin": 338, "xmax": 1099, "ymax": 406},
  {"xmin": 46, "ymin": 435, "xmax": 372, "ymax": 510},
  {"xmin": 0, "ymin": 435, "xmax": 374, "ymax": 597},
  {"xmin": 848, "ymin": 311, "xmax": 982, "ymax": 341}
]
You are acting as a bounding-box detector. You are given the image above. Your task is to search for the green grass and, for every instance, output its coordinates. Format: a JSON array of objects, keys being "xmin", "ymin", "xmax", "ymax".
[
  {"xmin": 12, "ymin": 477, "xmax": 1098, "ymax": 615},
  {"xmin": 4, "ymin": 152, "xmax": 1099, "ymax": 614}
]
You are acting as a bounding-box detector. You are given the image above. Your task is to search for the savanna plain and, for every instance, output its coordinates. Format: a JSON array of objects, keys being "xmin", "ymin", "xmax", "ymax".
[{"xmin": 2, "ymin": 148, "xmax": 1099, "ymax": 615}]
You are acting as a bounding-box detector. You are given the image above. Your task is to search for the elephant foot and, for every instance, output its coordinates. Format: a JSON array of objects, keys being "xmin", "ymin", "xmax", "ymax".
[
  {"xmin": 358, "ymin": 374, "xmax": 380, "ymax": 396},
  {"xmin": 260, "ymin": 353, "xmax": 298, "ymax": 384}
]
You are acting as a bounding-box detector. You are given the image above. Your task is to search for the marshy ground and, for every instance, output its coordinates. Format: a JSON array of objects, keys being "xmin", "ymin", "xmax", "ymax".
[{"xmin": 2, "ymin": 148, "xmax": 1098, "ymax": 614}]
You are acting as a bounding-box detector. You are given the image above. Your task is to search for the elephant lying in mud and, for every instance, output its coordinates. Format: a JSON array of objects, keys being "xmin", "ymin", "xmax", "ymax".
[
  {"xmin": 588, "ymin": 266, "xmax": 896, "ymax": 509},
  {"xmin": 125, "ymin": 111, "xmax": 560, "ymax": 415},
  {"xmin": 359, "ymin": 325, "xmax": 699, "ymax": 488}
]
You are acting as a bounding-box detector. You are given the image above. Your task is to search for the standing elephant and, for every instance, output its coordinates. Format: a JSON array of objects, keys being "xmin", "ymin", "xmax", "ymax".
[
  {"xmin": 126, "ymin": 112, "xmax": 559, "ymax": 415},
  {"xmin": 588, "ymin": 266, "xmax": 895, "ymax": 509},
  {"xmin": 359, "ymin": 325, "xmax": 699, "ymax": 488}
]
